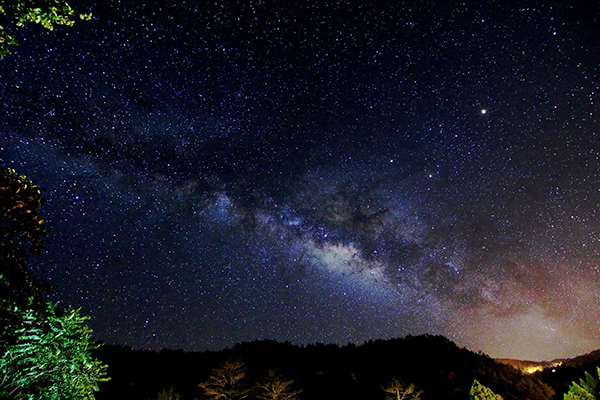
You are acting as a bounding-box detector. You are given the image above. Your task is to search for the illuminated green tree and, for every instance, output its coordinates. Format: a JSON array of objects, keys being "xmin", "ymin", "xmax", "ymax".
[
  {"xmin": 0, "ymin": 0, "xmax": 91, "ymax": 58},
  {"xmin": 470, "ymin": 380, "xmax": 503, "ymax": 400},
  {"xmin": 0, "ymin": 300, "xmax": 109, "ymax": 399},
  {"xmin": 382, "ymin": 379, "xmax": 422, "ymax": 400},
  {"xmin": 257, "ymin": 370, "xmax": 302, "ymax": 400},
  {"xmin": 199, "ymin": 359, "xmax": 252, "ymax": 400},
  {"xmin": 564, "ymin": 368, "xmax": 600, "ymax": 400},
  {"xmin": 0, "ymin": 167, "xmax": 109, "ymax": 399}
]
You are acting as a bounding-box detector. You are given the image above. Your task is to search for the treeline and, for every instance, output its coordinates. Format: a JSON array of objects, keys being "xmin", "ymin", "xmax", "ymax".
[{"xmin": 93, "ymin": 334, "xmax": 556, "ymax": 400}]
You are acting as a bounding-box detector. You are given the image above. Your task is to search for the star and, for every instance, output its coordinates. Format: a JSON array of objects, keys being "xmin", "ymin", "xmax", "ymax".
[{"xmin": 1, "ymin": 0, "xmax": 599, "ymax": 361}]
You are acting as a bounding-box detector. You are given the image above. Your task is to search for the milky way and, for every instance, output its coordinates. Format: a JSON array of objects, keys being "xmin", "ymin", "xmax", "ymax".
[{"xmin": 1, "ymin": 0, "xmax": 600, "ymax": 360}]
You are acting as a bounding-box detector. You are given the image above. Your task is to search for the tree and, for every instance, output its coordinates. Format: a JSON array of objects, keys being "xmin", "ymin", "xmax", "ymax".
[
  {"xmin": 382, "ymin": 379, "xmax": 423, "ymax": 400},
  {"xmin": 470, "ymin": 380, "xmax": 503, "ymax": 400},
  {"xmin": 564, "ymin": 368, "xmax": 600, "ymax": 400},
  {"xmin": 198, "ymin": 359, "xmax": 252, "ymax": 400},
  {"xmin": 0, "ymin": 167, "xmax": 109, "ymax": 399},
  {"xmin": 256, "ymin": 370, "xmax": 302, "ymax": 400},
  {"xmin": 152, "ymin": 386, "xmax": 183, "ymax": 400},
  {"xmin": 0, "ymin": 0, "xmax": 91, "ymax": 58},
  {"xmin": 0, "ymin": 167, "xmax": 51, "ymax": 304},
  {"xmin": 0, "ymin": 300, "xmax": 109, "ymax": 399}
]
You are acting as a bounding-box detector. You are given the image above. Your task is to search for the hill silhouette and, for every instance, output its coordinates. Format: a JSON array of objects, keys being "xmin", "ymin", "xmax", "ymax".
[
  {"xmin": 531, "ymin": 350, "xmax": 600, "ymax": 399},
  {"xmin": 93, "ymin": 334, "xmax": 556, "ymax": 400}
]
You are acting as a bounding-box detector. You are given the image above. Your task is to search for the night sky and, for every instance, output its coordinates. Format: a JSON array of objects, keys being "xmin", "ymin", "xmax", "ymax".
[{"xmin": 1, "ymin": 0, "xmax": 600, "ymax": 361}]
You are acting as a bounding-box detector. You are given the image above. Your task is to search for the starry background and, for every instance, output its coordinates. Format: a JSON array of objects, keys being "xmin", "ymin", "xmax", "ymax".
[{"xmin": 1, "ymin": 0, "xmax": 600, "ymax": 361}]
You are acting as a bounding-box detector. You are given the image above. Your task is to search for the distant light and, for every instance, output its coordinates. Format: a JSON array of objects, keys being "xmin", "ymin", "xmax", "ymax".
[
  {"xmin": 481, "ymin": 109, "xmax": 487, "ymax": 115},
  {"xmin": 524, "ymin": 366, "xmax": 543, "ymax": 374}
]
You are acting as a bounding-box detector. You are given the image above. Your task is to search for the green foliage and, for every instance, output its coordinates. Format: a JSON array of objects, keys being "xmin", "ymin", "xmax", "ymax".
[
  {"xmin": 382, "ymin": 379, "xmax": 422, "ymax": 400},
  {"xmin": 256, "ymin": 370, "xmax": 302, "ymax": 400},
  {"xmin": 0, "ymin": 19, "xmax": 18, "ymax": 58},
  {"xmin": 0, "ymin": 0, "xmax": 91, "ymax": 58},
  {"xmin": 0, "ymin": 299, "xmax": 109, "ymax": 399},
  {"xmin": 470, "ymin": 380, "xmax": 503, "ymax": 400},
  {"xmin": 198, "ymin": 359, "xmax": 252, "ymax": 400},
  {"xmin": 564, "ymin": 367, "xmax": 600, "ymax": 400},
  {"xmin": 0, "ymin": 167, "xmax": 109, "ymax": 399},
  {"xmin": 0, "ymin": 167, "xmax": 51, "ymax": 304}
]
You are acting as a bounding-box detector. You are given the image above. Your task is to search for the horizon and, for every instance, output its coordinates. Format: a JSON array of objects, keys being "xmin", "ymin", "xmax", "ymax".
[{"xmin": 93, "ymin": 332, "xmax": 594, "ymax": 364}]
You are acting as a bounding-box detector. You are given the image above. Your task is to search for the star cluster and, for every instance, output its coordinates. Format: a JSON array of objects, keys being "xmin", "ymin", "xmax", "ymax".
[{"xmin": 1, "ymin": 0, "xmax": 600, "ymax": 361}]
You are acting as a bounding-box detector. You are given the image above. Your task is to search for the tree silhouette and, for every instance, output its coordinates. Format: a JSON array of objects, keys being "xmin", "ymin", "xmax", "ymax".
[
  {"xmin": 0, "ymin": 167, "xmax": 51, "ymax": 304},
  {"xmin": 152, "ymin": 386, "xmax": 183, "ymax": 400}
]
